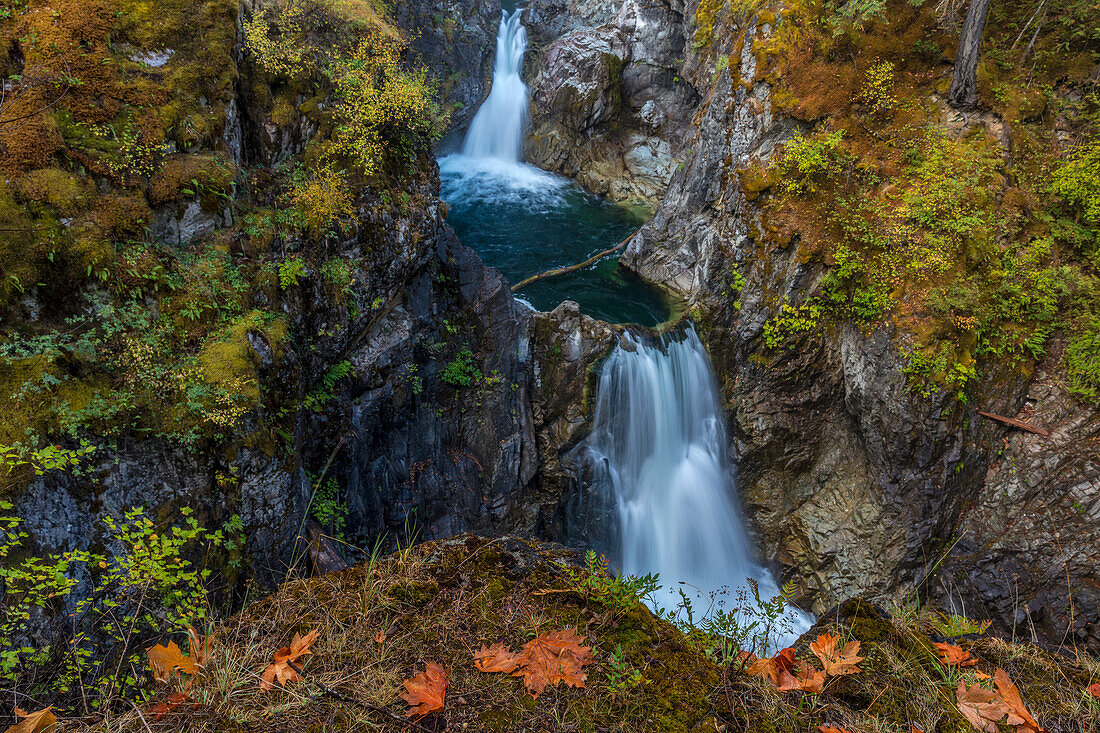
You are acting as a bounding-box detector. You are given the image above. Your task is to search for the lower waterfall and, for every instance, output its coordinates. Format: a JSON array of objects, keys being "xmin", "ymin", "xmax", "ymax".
[{"xmin": 575, "ymin": 328, "xmax": 813, "ymax": 650}]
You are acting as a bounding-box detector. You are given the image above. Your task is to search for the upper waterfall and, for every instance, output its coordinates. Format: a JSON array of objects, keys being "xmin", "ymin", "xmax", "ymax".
[
  {"xmin": 576, "ymin": 328, "xmax": 813, "ymax": 650},
  {"xmin": 460, "ymin": 8, "xmax": 529, "ymax": 162}
]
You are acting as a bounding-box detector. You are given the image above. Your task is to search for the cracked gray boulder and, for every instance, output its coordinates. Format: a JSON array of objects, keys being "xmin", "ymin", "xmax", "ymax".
[{"xmin": 523, "ymin": 0, "xmax": 697, "ymax": 205}]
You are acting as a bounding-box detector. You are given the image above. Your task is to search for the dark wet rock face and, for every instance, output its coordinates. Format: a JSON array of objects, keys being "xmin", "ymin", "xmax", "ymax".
[
  {"xmin": 395, "ymin": 0, "xmax": 502, "ymax": 134},
  {"xmin": 338, "ymin": 231, "xmax": 540, "ymax": 542},
  {"xmin": 938, "ymin": 342, "xmax": 1100, "ymax": 648}
]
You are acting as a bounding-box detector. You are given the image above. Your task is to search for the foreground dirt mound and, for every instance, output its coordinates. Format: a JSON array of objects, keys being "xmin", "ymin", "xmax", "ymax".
[{"xmin": 58, "ymin": 535, "xmax": 1100, "ymax": 732}]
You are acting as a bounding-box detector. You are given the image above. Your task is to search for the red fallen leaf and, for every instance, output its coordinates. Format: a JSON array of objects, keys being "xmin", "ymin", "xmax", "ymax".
[
  {"xmin": 994, "ymin": 668, "xmax": 1044, "ymax": 733},
  {"xmin": 400, "ymin": 662, "xmax": 448, "ymax": 717},
  {"xmin": 746, "ymin": 647, "xmax": 797, "ymax": 686},
  {"xmin": 956, "ymin": 679, "xmax": 1010, "ymax": 733},
  {"xmin": 474, "ymin": 642, "xmax": 525, "ymax": 673},
  {"xmin": 819, "ymin": 726, "xmax": 853, "ymax": 733},
  {"xmin": 148, "ymin": 692, "xmax": 196, "ymax": 721},
  {"xmin": 473, "ymin": 628, "xmax": 595, "ymax": 698},
  {"xmin": 260, "ymin": 628, "xmax": 319, "ymax": 691},
  {"xmin": 1088, "ymin": 682, "xmax": 1100, "ymax": 699},
  {"xmin": 146, "ymin": 640, "xmax": 195, "ymax": 682},
  {"xmin": 934, "ymin": 642, "xmax": 977, "ymax": 667},
  {"xmin": 810, "ymin": 633, "xmax": 864, "ymax": 676},
  {"xmin": 777, "ymin": 660, "xmax": 825, "ymax": 694}
]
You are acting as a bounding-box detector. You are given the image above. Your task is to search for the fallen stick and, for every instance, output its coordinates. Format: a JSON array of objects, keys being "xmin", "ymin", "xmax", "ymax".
[
  {"xmin": 976, "ymin": 410, "xmax": 1050, "ymax": 437},
  {"xmin": 510, "ymin": 231, "xmax": 637, "ymax": 292}
]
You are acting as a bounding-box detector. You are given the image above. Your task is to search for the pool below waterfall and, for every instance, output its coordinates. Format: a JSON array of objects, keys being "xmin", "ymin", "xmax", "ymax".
[{"xmin": 438, "ymin": 157, "xmax": 670, "ymax": 327}]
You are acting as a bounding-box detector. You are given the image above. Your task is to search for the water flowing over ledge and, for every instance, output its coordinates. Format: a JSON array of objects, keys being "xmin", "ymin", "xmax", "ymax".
[{"xmin": 573, "ymin": 328, "xmax": 814, "ymax": 650}]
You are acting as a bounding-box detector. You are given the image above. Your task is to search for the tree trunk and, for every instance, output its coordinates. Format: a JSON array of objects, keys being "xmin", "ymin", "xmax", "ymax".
[{"xmin": 947, "ymin": 0, "xmax": 992, "ymax": 109}]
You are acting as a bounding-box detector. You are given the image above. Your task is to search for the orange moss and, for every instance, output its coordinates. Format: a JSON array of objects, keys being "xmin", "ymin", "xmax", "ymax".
[
  {"xmin": 148, "ymin": 154, "xmax": 236, "ymax": 206},
  {"xmin": 90, "ymin": 193, "xmax": 153, "ymax": 239}
]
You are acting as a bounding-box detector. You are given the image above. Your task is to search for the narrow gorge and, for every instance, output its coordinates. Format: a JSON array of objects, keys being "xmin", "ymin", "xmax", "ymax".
[{"xmin": 0, "ymin": 0, "xmax": 1098, "ymax": 729}]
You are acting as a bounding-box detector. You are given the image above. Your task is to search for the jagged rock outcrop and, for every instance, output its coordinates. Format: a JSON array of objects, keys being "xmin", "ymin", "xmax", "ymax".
[
  {"xmin": 525, "ymin": 301, "xmax": 619, "ymax": 534},
  {"xmin": 523, "ymin": 0, "xmax": 697, "ymax": 205}
]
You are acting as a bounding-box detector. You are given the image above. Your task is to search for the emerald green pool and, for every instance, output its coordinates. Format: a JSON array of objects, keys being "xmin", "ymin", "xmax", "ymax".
[{"xmin": 438, "ymin": 156, "xmax": 671, "ymax": 327}]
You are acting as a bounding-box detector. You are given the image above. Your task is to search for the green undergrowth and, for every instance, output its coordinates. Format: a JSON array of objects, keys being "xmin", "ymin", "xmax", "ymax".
[
  {"xmin": 736, "ymin": 0, "xmax": 1100, "ymax": 403},
  {"xmin": 0, "ymin": 0, "xmax": 449, "ymax": 482},
  {"xmin": 47, "ymin": 536, "xmax": 1100, "ymax": 733}
]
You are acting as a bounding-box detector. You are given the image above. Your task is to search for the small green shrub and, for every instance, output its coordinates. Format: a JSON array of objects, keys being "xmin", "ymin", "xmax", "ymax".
[
  {"xmin": 662, "ymin": 577, "xmax": 798, "ymax": 659},
  {"xmin": 604, "ymin": 643, "xmax": 644, "ymax": 695},
  {"xmin": 279, "ymin": 257, "xmax": 307, "ymax": 290},
  {"xmin": 310, "ymin": 475, "xmax": 348, "ymax": 540},
  {"xmin": 300, "ymin": 361, "xmax": 354, "ymax": 412},
  {"xmin": 1053, "ymin": 138, "xmax": 1100, "ymax": 228},
  {"xmin": 763, "ymin": 300, "xmax": 823, "ymax": 348},
  {"xmin": 775, "ymin": 130, "xmax": 846, "ymax": 196},
  {"xmin": 932, "ymin": 613, "xmax": 991, "ymax": 637},
  {"xmin": 560, "ymin": 551, "xmax": 661, "ymax": 618},
  {"xmin": 440, "ymin": 345, "xmax": 481, "ymax": 388},
  {"xmin": 0, "ymin": 504, "xmax": 235, "ymax": 697},
  {"xmin": 1066, "ymin": 314, "xmax": 1100, "ymax": 401}
]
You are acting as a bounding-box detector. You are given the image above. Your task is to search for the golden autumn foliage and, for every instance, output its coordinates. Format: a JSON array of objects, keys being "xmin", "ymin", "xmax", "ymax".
[
  {"xmin": 326, "ymin": 30, "xmax": 446, "ymax": 176},
  {"xmin": 286, "ymin": 166, "xmax": 356, "ymax": 235}
]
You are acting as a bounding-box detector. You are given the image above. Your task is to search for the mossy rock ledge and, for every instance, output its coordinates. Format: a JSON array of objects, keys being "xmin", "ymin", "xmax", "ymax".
[{"xmin": 82, "ymin": 535, "xmax": 1100, "ymax": 733}]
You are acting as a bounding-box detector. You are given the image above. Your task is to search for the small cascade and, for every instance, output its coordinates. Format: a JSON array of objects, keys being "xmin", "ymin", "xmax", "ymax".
[
  {"xmin": 576, "ymin": 328, "xmax": 812, "ymax": 649},
  {"xmin": 460, "ymin": 8, "xmax": 529, "ymax": 162},
  {"xmin": 437, "ymin": 7, "xmax": 669, "ymax": 324}
]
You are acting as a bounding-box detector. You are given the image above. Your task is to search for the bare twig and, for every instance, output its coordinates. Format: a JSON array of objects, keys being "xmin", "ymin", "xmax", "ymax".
[
  {"xmin": 287, "ymin": 661, "xmax": 437, "ymax": 732},
  {"xmin": 129, "ymin": 700, "xmax": 156, "ymax": 733},
  {"xmin": 1022, "ymin": 1, "xmax": 1047, "ymax": 61},
  {"xmin": 1011, "ymin": 0, "xmax": 1046, "ymax": 50}
]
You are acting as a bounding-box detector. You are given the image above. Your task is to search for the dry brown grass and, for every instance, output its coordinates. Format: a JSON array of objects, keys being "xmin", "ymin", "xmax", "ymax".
[{"xmin": 57, "ymin": 537, "xmax": 1100, "ymax": 733}]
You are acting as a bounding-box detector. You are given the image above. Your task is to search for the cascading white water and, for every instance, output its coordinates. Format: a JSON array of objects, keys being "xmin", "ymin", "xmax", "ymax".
[
  {"xmin": 578, "ymin": 328, "xmax": 812, "ymax": 649},
  {"xmin": 461, "ymin": 8, "xmax": 529, "ymax": 162}
]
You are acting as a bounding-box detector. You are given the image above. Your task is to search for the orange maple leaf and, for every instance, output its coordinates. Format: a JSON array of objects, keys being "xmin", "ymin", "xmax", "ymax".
[
  {"xmin": 818, "ymin": 726, "xmax": 852, "ymax": 733},
  {"xmin": 472, "ymin": 628, "xmax": 595, "ymax": 698},
  {"xmin": 147, "ymin": 641, "xmax": 195, "ymax": 683},
  {"xmin": 4, "ymin": 708, "xmax": 57, "ymax": 733},
  {"xmin": 777, "ymin": 660, "xmax": 825, "ymax": 694},
  {"xmin": 810, "ymin": 633, "xmax": 864, "ymax": 675},
  {"xmin": 474, "ymin": 642, "xmax": 525, "ymax": 673},
  {"xmin": 934, "ymin": 642, "xmax": 977, "ymax": 667},
  {"xmin": 956, "ymin": 680, "xmax": 1010, "ymax": 733},
  {"xmin": 400, "ymin": 662, "xmax": 449, "ymax": 717},
  {"xmin": 994, "ymin": 668, "xmax": 1044, "ymax": 733},
  {"xmin": 746, "ymin": 647, "xmax": 797, "ymax": 686},
  {"xmin": 260, "ymin": 628, "xmax": 319, "ymax": 691},
  {"xmin": 1088, "ymin": 682, "xmax": 1100, "ymax": 699}
]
